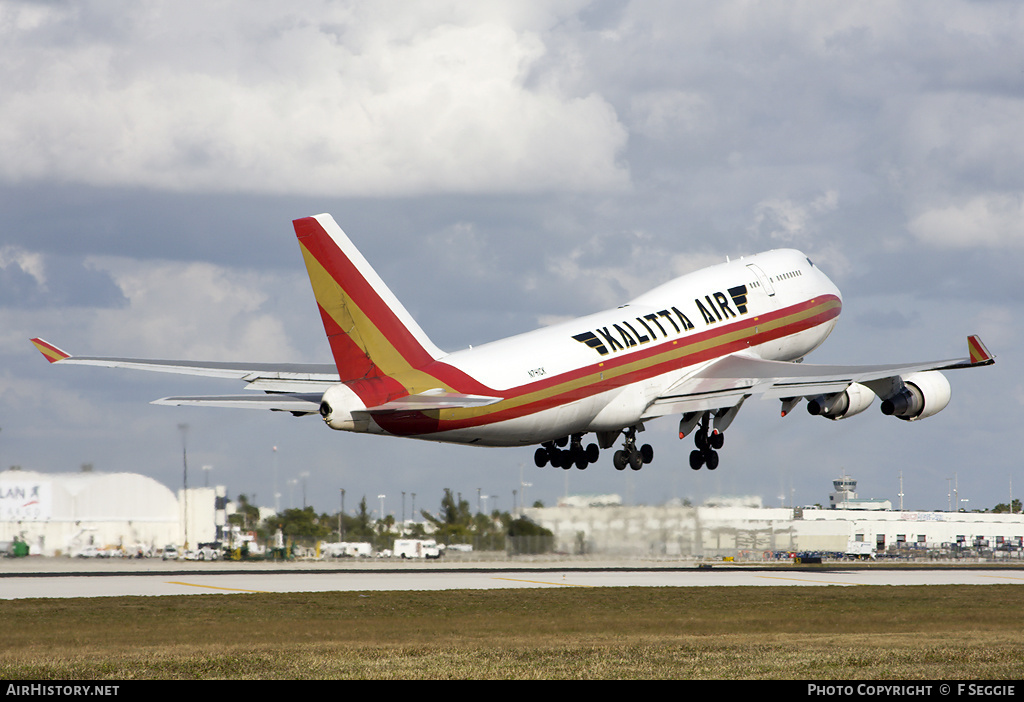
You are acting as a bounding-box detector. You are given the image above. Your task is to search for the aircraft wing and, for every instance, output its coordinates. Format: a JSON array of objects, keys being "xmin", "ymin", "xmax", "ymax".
[
  {"xmin": 643, "ymin": 335, "xmax": 994, "ymax": 419},
  {"xmin": 32, "ymin": 338, "xmax": 502, "ymax": 415},
  {"xmin": 30, "ymin": 338, "xmax": 340, "ymax": 393}
]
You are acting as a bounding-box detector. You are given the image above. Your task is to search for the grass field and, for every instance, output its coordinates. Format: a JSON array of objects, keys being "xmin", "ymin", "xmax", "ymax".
[{"xmin": 2, "ymin": 585, "xmax": 1023, "ymax": 679}]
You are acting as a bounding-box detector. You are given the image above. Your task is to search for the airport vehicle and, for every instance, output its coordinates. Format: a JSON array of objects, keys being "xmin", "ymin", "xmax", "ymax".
[
  {"xmin": 193, "ymin": 543, "xmax": 222, "ymax": 561},
  {"xmin": 31, "ymin": 213, "xmax": 994, "ymax": 472},
  {"xmin": 321, "ymin": 542, "xmax": 373, "ymax": 558},
  {"xmin": 161, "ymin": 545, "xmax": 179, "ymax": 561},
  {"xmin": 393, "ymin": 539, "xmax": 442, "ymax": 559},
  {"xmin": 845, "ymin": 541, "xmax": 876, "ymax": 560}
]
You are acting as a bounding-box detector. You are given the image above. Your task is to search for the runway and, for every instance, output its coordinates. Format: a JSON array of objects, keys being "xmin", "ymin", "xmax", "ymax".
[{"xmin": 2, "ymin": 561, "xmax": 1023, "ymax": 599}]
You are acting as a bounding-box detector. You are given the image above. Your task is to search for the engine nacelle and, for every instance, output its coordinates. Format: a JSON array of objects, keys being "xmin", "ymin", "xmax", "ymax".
[
  {"xmin": 806, "ymin": 383, "xmax": 875, "ymax": 420},
  {"xmin": 319, "ymin": 384, "xmax": 369, "ymax": 431},
  {"xmin": 880, "ymin": 371, "xmax": 951, "ymax": 421}
]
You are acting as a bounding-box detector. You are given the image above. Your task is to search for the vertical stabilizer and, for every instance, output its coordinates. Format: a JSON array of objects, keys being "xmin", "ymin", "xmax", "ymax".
[{"xmin": 294, "ymin": 214, "xmax": 444, "ymax": 383}]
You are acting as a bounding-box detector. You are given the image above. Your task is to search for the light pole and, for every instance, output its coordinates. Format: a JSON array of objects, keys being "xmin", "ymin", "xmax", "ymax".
[
  {"xmin": 178, "ymin": 423, "xmax": 189, "ymax": 550},
  {"xmin": 272, "ymin": 446, "xmax": 280, "ymax": 513},
  {"xmin": 339, "ymin": 488, "xmax": 345, "ymax": 541}
]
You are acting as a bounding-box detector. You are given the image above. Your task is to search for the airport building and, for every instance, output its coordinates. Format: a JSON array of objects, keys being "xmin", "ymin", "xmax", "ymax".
[
  {"xmin": 0, "ymin": 469, "xmax": 225, "ymax": 556},
  {"xmin": 525, "ymin": 476, "xmax": 1024, "ymax": 559}
]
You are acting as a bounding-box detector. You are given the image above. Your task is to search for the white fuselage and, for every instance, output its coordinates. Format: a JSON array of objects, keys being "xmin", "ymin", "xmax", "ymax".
[{"xmin": 360, "ymin": 249, "xmax": 843, "ymax": 446}]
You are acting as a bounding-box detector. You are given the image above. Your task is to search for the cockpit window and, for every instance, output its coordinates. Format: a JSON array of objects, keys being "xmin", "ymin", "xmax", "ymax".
[{"xmin": 806, "ymin": 257, "xmax": 815, "ymax": 267}]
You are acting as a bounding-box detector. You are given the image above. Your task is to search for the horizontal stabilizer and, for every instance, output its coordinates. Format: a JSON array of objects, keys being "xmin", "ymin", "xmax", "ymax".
[
  {"xmin": 364, "ymin": 389, "xmax": 503, "ymax": 413},
  {"xmin": 152, "ymin": 394, "xmax": 323, "ymax": 413}
]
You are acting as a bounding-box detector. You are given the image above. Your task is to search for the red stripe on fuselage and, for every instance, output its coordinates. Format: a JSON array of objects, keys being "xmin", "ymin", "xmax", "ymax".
[{"xmin": 372, "ymin": 294, "xmax": 841, "ymax": 436}]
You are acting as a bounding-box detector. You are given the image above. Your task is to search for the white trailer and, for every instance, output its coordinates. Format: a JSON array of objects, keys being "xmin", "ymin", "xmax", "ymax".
[
  {"xmin": 393, "ymin": 539, "xmax": 441, "ymax": 559},
  {"xmin": 845, "ymin": 540, "xmax": 876, "ymax": 559},
  {"xmin": 321, "ymin": 541, "xmax": 372, "ymax": 558}
]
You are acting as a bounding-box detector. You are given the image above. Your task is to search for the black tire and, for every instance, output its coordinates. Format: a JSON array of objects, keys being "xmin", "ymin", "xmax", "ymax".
[
  {"xmin": 613, "ymin": 450, "xmax": 627, "ymax": 471},
  {"xmin": 586, "ymin": 443, "xmax": 600, "ymax": 463},
  {"xmin": 629, "ymin": 451, "xmax": 643, "ymax": 471},
  {"xmin": 534, "ymin": 448, "xmax": 548, "ymax": 467},
  {"xmin": 572, "ymin": 447, "xmax": 588, "ymax": 470},
  {"xmin": 640, "ymin": 444, "xmax": 654, "ymax": 464},
  {"xmin": 705, "ymin": 450, "xmax": 720, "ymax": 470},
  {"xmin": 689, "ymin": 450, "xmax": 704, "ymax": 470},
  {"xmin": 710, "ymin": 431, "xmax": 724, "ymax": 450}
]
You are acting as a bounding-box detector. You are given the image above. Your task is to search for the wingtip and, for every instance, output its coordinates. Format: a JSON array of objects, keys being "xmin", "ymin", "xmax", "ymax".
[
  {"xmin": 967, "ymin": 335, "xmax": 994, "ymax": 365},
  {"xmin": 30, "ymin": 338, "xmax": 71, "ymax": 363}
]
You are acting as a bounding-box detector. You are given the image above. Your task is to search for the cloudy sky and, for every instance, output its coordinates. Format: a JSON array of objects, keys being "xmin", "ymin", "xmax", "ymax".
[{"xmin": 2, "ymin": 1, "xmax": 1021, "ymax": 520}]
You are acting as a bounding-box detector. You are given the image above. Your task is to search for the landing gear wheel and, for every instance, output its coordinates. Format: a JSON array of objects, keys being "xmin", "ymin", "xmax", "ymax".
[
  {"xmin": 586, "ymin": 443, "xmax": 600, "ymax": 463},
  {"xmin": 689, "ymin": 450, "xmax": 704, "ymax": 470},
  {"xmin": 705, "ymin": 450, "xmax": 719, "ymax": 470},
  {"xmin": 574, "ymin": 448, "xmax": 589, "ymax": 470},
  {"xmin": 710, "ymin": 431, "xmax": 724, "ymax": 450},
  {"xmin": 534, "ymin": 447, "xmax": 548, "ymax": 467},
  {"xmin": 613, "ymin": 450, "xmax": 627, "ymax": 471},
  {"xmin": 628, "ymin": 451, "xmax": 643, "ymax": 471},
  {"xmin": 640, "ymin": 444, "xmax": 654, "ymax": 464},
  {"xmin": 695, "ymin": 431, "xmax": 708, "ymax": 450}
]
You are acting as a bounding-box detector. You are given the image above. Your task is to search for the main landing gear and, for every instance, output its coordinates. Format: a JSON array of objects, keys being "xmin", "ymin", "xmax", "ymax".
[
  {"xmin": 612, "ymin": 427, "xmax": 653, "ymax": 472},
  {"xmin": 534, "ymin": 434, "xmax": 600, "ymax": 470},
  {"xmin": 683, "ymin": 411, "xmax": 723, "ymax": 470},
  {"xmin": 533, "ymin": 427, "xmax": 653, "ymax": 471}
]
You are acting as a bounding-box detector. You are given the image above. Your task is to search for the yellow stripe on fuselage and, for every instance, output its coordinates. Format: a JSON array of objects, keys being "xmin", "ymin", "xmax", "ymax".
[{"xmin": 299, "ymin": 241, "xmax": 456, "ymax": 395}]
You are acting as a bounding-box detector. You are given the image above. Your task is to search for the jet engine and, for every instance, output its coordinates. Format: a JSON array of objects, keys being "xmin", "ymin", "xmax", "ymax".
[
  {"xmin": 319, "ymin": 384, "xmax": 369, "ymax": 431},
  {"xmin": 880, "ymin": 371, "xmax": 951, "ymax": 421},
  {"xmin": 806, "ymin": 382, "xmax": 875, "ymax": 420}
]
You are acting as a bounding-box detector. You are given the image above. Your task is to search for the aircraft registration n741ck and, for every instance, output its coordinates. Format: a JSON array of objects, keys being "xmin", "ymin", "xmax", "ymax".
[{"xmin": 32, "ymin": 213, "xmax": 994, "ymax": 472}]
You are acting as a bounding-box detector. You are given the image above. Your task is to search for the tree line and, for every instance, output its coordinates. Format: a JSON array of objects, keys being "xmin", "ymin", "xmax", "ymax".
[{"xmin": 226, "ymin": 488, "xmax": 553, "ymax": 552}]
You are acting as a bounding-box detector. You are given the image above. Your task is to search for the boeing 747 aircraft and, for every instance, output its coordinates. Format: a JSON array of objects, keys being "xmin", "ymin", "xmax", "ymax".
[{"xmin": 32, "ymin": 214, "xmax": 993, "ymax": 472}]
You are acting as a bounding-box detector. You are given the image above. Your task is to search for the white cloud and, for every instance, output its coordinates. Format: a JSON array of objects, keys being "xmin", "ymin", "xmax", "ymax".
[
  {"xmin": 86, "ymin": 257, "xmax": 300, "ymax": 361},
  {"xmin": 908, "ymin": 193, "xmax": 1024, "ymax": 249},
  {"xmin": 0, "ymin": 246, "xmax": 47, "ymax": 287},
  {"xmin": 749, "ymin": 190, "xmax": 839, "ymax": 243},
  {"xmin": 0, "ymin": 2, "xmax": 628, "ymax": 197}
]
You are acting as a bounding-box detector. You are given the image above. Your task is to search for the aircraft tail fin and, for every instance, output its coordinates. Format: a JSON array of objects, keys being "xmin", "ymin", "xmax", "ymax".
[{"xmin": 293, "ymin": 214, "xmax": 445, "ymax": 385}]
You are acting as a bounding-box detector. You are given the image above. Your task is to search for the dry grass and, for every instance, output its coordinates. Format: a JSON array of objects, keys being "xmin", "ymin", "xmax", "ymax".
[{"xmin": 2, "ymin": 585, "xmax": 1023, "ymax": 679}]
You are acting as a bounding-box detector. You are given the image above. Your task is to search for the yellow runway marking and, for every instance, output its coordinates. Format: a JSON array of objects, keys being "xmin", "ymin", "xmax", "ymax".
[
  {"xmin": 492, "ymin": 577, "xmax": 594, "ymax": 588},
  {"xmin": 755, "ymin": 575, "xmax": 859, "ymax": 586},
  {"xmin": 979, "ymin": 574, "xmax": 1024, "ymax": 582},
  {"xmin": 166, "ymin": 581, "xmax": 270, "ymax": 593}
]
